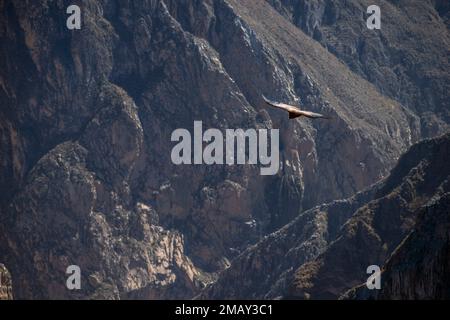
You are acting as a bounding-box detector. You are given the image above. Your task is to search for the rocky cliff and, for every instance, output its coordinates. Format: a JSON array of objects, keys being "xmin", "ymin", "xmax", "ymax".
[
  {"xmin": 267, "ymin": 0, "xmax": 450, "ymax": 137},
  {"xmin": 199, "ymin": 132, "xmax": 450, "ymax": 299},
  {"xmin": 344, "ymin": 192, "xmax": 450, "ymax": 300},
  {"xmin": 289, "ymin": 132, "xmax": 450, "ymax": 299},
  {"xmin": 0, "ymin": 0, "xmax": 447, "ymax": 299}
]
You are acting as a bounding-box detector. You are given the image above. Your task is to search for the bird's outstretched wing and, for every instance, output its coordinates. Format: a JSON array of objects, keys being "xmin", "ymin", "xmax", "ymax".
[
  {"xmin": 262, "ymin": 95, "xmax": 301, "ymax": 113},
  {"xmin": 297, "ymin": 110, "xmax": 330, "ymax": 119},
  {"xmin": 262, "ymin": 95, "xmax": 330, "ymax": 119}
]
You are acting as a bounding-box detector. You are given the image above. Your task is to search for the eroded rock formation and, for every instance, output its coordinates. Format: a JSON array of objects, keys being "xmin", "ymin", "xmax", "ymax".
[
  {"xmin": 0, "ymin": 0, "xmax": 447, "ymax": 299},
  {"xmin": 199, "ymin": 133, "xmax": 450, "ymax": 299}
]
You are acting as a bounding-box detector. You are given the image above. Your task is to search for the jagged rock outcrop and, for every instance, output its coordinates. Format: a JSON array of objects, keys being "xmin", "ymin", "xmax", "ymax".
[
  {"xmin": 199, "ymin": 132, "xmax": 450, "ymax": 299},
  {"xmin": 0, "ymin": 0, "xmax": 446, "ymax": 299}
]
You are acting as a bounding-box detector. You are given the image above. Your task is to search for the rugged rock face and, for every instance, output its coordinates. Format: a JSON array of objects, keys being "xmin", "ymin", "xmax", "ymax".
[
  {"xmin": 196, "ymin": 187, "xmax": 376, "ymax": 299},
  {"xmin": 344, "ymin": 192, "xmax": 450, "ymax": 300},
  {"xmin": 1, "ymin": 84, "xmax": 209, "ymax": 299},
  {"xmin": 199, "ymin": 133, "xmax": 450, "ymax": 299},
  {"xmin": 267, "ymin": 0, "xmax": 450, "ymax": 137},
  {"xmin": 0, "ymin": 0, "xmax": 447, "ymax": 299},
  {"xmin": 289, "ymin": 133, "xmax": 450, "ymax": 299},
  {"xmin": 0, "ymin": 263, "xmax": 13, "ymax": 300}
]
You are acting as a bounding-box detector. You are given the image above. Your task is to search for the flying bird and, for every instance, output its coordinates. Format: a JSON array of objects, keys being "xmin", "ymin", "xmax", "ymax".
[{"xmin": 262, "ymin": 95, "xmax": 330, "ymax": 120}]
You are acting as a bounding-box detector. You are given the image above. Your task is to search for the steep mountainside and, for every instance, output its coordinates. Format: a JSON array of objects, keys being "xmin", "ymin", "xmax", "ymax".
[
  {"xmin": 200, "ymin": 133, "xmax": 450, "ymax": 299},
  {"xmin": 267, "ymin": 0, "xmax": 450, "ymax": 137},
  {"xmin": 289, "ymin": 132, "xmax": 450, "ymax": 299},
  {"xmin": 344, "ymin": 192, "xmax": 450, "ymax": 300},
  {"xmin": 0, "ymin": 0, "xmax": 447, "ymax": 299}
]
